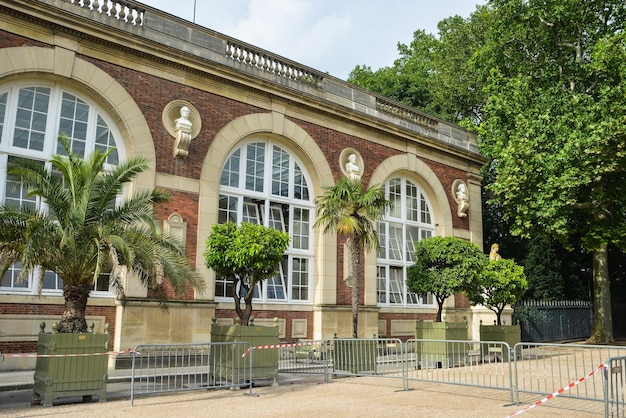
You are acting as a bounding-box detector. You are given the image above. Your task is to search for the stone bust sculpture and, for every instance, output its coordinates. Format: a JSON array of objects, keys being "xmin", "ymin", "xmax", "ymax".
[{"xmin": 345, "ymin": 153, "xmax": 361, "ymax": 181}]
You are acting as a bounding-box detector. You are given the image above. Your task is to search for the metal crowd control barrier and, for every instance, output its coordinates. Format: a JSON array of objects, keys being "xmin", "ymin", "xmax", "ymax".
[
  {"xmin": 514, "ymin": 342, "xmax": 626, "ymax": 405},
  {"xmin": 332, "ymin": 338, "xmax": 407, "ymax": 389},
  {"xmin": 604, "ymin": 355, "xmax": 626, "ymax": 417},
  {"xmin": 130, "ymin": 342, "xmax": 251, "ymax": 405},
  {"xmin": 277, "ymin": 340, "xmax": 331, "ymax": 381},
  {"xmin": 405, "ymin": 339, "xmax": 515, "ymax": 404},
  {"xmin": 127, "ymin": 338, "xmax": 626, "ymax": 415}
]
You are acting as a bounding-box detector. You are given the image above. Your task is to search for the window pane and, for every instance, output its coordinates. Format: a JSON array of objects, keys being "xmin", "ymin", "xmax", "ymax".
[
  {"xmin": 406, "ymin": 180, "xmax": 419, "ymax": 222},
  {"xmin": 267, "ymin": 202, "xmax": 288, "ymax": 232},
  {"xmin": 218, "ymin": 194, "xmax": 238, "ymax": 224},
  {"xmin": 266, "ymin": 258, "xmax": 286, "ymax": 300},
  {"xmin": 293, "ymin": 162, "xmax": 309, "ymax": 200},
  {"xmin": 13, "ymin": 87, "xmax": 50, "ymax": 151},
  {"xmin": 245, "ymin": 142, "xmax": 265, "ymax": 192},
  {"xmin": 57, "ymin": 93, "xmax": 89, "ymax": 158},
  {"xmin": 377, "ymin": 266, "xmax": 387, "ymax": 303},
  {"xmin": 42, "ymin": 270, "xmax": 62, "ymax": 290},
  {"xmin": 291, "ymin": 257, "xmax": 308, "ymax": 300},
  {"xmin": 220, "ymin": 149, "xmax": 240, "ymax": 187},
  {"xmin": 405, "ymin": 225, "xmax": 419, "ymax": 262},
  {"xmin": 377, "ymin": 222, "xmax": 387, "ymax": 259},
  {"xmin": 292, "ymin": 207, "xmax": 310, "ymax": 250},
  {"xmin": 271, "ymin": 146, "xmax": 289, "ymax": 197},
  {"xmin": 421, "ymin": 193, "xmax": 432, "ymax": 224},
  {"xmin": 95, "ymin": 116, "xmax": 118, "ymax": 165},
  {"xmin": 242, "ymin": 197, "xmax": 261, "ymax": 224},
  {"xmin": 389, "ymin": 267, "xmax": 403, "ymax": 304},
  {"xmin": 388, "ymin": 223, "xmax": 403, "ymax": 261},
  {"xmin": 388, "ymin": 178, "xmax": 401, "ymax": 218},
  {"xmin": 0, "ymin": 91, "xmax": 7, "ymax": 138},
  {"xmin": 1, "ymin": 262, "xmax": 29, "ymax": 289}
]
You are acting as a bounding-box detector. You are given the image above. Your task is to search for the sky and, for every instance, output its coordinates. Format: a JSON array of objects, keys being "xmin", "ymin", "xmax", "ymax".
[{"xmin": 142, "ymin": 0, "xmax": 486, "ymax": 80}]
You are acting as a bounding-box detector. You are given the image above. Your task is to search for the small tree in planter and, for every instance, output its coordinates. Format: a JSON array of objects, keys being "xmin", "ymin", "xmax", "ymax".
[
  {"xmin": 204, "ymin": 222, "xmax": 290, "ymax": 383},
  {"xmin": 407, "ymin": 236, "xmax": 486, "ymax": 368},
  {"xmin": 465, "ymin": 255, "xmax": 527, "ymax": 360},
  {"xmin": 0, "ymin": 137, "xmax": 204, "ymax": 405},
  {"xmin": 407, "ymin": 236, "xmax": 487, "ymax": 322},
  {"xmin": 204, "ymin": 222, "xmax": 290, "ymax": 326},
  {"xmin": 465, "ymin": 258, "xmax": 527, "ymax": 326}
]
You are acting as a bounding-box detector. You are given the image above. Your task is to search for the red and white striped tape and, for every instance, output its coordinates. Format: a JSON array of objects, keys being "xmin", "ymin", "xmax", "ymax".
[
  {"xmin": 242, "ymin": 341, "xmax": 320, "ymax": 357},
  {"xmin": 1, "ymin": 349, "xmax": 138, "ymax": 359},
  {"xmin": 506, "ymin": 363, "xmax": 607, "ymax": 417}
]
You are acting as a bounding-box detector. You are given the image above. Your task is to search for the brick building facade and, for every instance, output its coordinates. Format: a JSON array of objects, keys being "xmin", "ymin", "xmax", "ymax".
[{"xmin": 0, "ymin": 0, "xmax": 488, "ymax": 370}]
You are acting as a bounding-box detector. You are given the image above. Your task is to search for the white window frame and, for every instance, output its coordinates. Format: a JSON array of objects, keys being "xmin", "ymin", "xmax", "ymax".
[
  {"xmin": 216, "ymin": 139, "xmax": 314, "ymax": 304},
  {"xmin": 0, "ymin": 81, "xmax": 124, "ymax": 297},
  {"xmin": 377, "ymin": 177, "xmax": 436, "ymax": 307}
]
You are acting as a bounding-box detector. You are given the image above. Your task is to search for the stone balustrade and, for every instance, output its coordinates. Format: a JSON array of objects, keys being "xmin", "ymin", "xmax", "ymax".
[
  {"xmin": 62, "ymin": 0, "xmax": 144, "ymax": 26},
  {"xmin": 226, "ymin": 41, "xmax": 323, "ymax": 87}
]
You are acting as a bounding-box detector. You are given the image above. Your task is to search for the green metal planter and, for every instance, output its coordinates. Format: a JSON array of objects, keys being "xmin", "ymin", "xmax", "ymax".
[
  {"xmin": 415, "ymin": 320, "xmax": 470, "ymax": 368},
  {"xmin": 32, "ymin": 322, "xmax": 109, "ymax": 407},
  {"xmin": 210, "ymin": 319, "xmax": 280, "ymax": 385},
  {"xmin": 480, "ymin": 323, "xmax": 521, "ymax": 362}
]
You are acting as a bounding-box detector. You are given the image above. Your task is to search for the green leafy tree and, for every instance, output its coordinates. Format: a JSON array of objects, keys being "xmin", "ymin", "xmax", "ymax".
[
  {"xmin": 348, "ymin": 30, "xmax": 438, "ymax": 112},
  {"xmin": 478, "ymin": 1, "xmax": 626, "ymax": 342},
  {"xmin": 407, "ymin": 236, "xmax": 487, "ymax": 322},
  {"xmin": 521, "ymin": 236, "xmax": 564, "ymax": 300},
  {"xmin": 204, "ymin": 222, "xmax": 290, "ymax": 326},
  {"xmin": 348, "ymin": 8, "xmax": 491, "ymax": 125},
  {"xmin": 314, "ymin": 176, "xmax": 391, "ymax": 338},
  {"xmin": 0, "ymin": 137, "xmax": 204, "ymax": 333},
  {"xmin": 465, "ymin": 258, "xmax": 527, "ymax": 326}
]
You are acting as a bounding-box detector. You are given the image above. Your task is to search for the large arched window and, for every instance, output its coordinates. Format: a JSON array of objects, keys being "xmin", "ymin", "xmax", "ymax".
[
  {"xmin": 377, "ymin": 177, "xmax": 435, "ymax": 307},
  {"xmin": 0, "ymin": 82, "xmax": 123, "ymax": 296},
  {"xmin": 216, "ymin": 139, "xmax": 314, "ymax": 303}
]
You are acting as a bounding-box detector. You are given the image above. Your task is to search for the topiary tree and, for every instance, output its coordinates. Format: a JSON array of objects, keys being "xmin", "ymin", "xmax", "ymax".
[
  {"xmin": 407, "ymin": 236, "xmax": 487, "ymax": 322},
  {"xmin": 465, "ymin": 258, "xmax": 527, "ymax": 326},
  {"xmin": 203, "ymin": 222, "xmax": 290, "ymax": 326}
]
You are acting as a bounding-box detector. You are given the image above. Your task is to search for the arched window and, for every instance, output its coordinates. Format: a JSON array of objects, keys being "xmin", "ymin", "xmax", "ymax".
[
  {"xmin": 216, "ymin": 139, "xmax": 314, "ymax": 303},
  {"xmin": 377, "ymin": 177, "xmax": 435, "ymax": 307},
  {"xmin": 0, "ymin": 82, "xmax": 123, "ymax": 296}
]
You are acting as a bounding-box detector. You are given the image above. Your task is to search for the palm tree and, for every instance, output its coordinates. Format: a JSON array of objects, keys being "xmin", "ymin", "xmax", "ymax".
[
  {"xmin": 314, "ymin": 176, "xmax": 391, "ymax": 338},
  {"xmin": 0, "ymin": 137, "xmax": 204, "ymax": 333}
]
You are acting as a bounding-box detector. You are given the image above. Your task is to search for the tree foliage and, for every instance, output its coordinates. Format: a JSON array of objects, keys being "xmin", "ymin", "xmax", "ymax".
[
  {"xmin": 204, "ymin": 222, "xmax": 290, "ymax": 326},
  {"xmin": 314, "ymin": 176, "xmax": 391, "ymax": 337},
  {"xmin": 465, "ymin": 258, "xmax": 527, "ymax": 325},
  {"xmin": 347, "ymin": 8, "xmax": 491, "ymax": 125},
  {"xmin": 0, "ymin": 136, "xmax": 204, "ymax": 333},
  {"xmin": 478, "ymin": 1, "xmax": 626, "ymax": 342},
  {"xmin": 407, "ymin": 236, "xmax": 487, "ymax": 322}
]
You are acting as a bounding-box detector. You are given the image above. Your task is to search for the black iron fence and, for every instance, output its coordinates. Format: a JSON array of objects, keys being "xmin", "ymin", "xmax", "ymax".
[{"xmin": 513, "ymin": 300, "xmax": 593, "ymax": 342}]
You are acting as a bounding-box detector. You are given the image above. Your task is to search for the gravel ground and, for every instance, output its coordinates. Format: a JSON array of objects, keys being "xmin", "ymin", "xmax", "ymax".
[{"xmin": 0, "ymin": 376, "xmax": 605, "ymax": 418}]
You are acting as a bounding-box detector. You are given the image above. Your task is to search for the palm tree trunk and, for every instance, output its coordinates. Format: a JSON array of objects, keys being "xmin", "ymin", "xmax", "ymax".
[
  {"xmin": 57, "ymin": 282, "xmax": 91, "ymax": 333},
  {"xmin": 349, "ymin": 239, "xmax": 361, "ymax": 338}
]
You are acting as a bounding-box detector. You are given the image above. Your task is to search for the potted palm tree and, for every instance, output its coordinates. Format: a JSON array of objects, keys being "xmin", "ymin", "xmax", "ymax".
[
  {"xmin": 0, "ymin": 137, "xmax": 204, "ymax": 406},
  {"xmin": 204, "ymin": 222, "xmax": 290, "ymax": 383},
  {"xmin": 314, "ymin": 175, "xmax": 391, "ymax": 373},
  {"xmin": 407, "ymin": 236, "xmax": 486, "ymax": 368}
]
